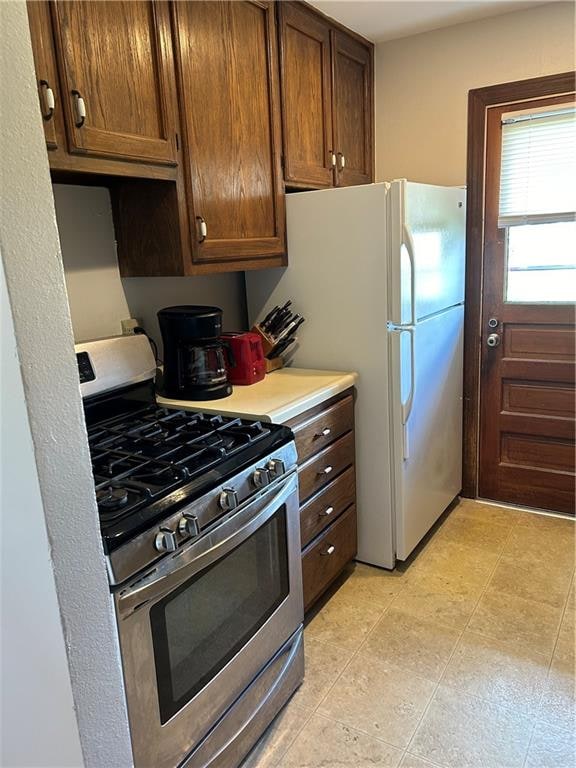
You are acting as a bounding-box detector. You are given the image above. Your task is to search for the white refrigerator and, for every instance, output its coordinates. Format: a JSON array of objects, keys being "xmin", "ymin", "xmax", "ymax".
[{"xmin": 246, "ymin": 180, "xmax": 465, "ymax": 569}]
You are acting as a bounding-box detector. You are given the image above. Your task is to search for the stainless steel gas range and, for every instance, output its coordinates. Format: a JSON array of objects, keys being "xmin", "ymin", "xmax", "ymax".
[{"xmin": 76, "ymin": 334, "xmax": 304, "ymax": 768}]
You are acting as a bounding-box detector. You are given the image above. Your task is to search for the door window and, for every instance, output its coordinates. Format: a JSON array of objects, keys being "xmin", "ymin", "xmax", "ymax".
[
  {"xmin": 150, "ymin": 508, "xmax": 289, "ymax": 724},
  {"xmin": 498, "ymin": 104, "xmax": 576, "ymax": 303}
]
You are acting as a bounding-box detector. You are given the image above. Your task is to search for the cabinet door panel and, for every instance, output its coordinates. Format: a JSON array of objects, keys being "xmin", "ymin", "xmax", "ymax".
[
  {"xmin": 332, "ymin": 30, "xmax": 373, "ymax": 187},
  {"xmin": 27, "ymin": 1, "xmax": 65, "ymax": 152},
  {"xmin": 174, "ymin": 1, "xmax": 286, "ymax": 265},
  {"xmin": 52, "ymin": 1, "xmax": 177, "ymax": 165},
  {"xmin": 279, "ymin": 3, "xmax": 334, "ymax": 189}
]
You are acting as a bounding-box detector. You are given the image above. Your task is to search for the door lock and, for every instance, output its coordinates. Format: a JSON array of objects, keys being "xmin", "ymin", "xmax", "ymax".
[
  {"xmin": 488, "ymin": 318, "xmax": 499, "ymax": 328},
  {"xmin": 486, "ymin": 333, "xmax": 501, "ymax": 348}
]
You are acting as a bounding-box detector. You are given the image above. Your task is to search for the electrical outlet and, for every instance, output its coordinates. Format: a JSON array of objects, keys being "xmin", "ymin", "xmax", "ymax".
[{"xmin": 121, "ymin": 318, "xmax": 140, "ymax": 335}]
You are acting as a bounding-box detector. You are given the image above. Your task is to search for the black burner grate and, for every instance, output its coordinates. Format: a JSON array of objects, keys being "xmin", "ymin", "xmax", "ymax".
[{"xmin": 87, "ymin": 408, "xmax": 271, "ymax": 521}]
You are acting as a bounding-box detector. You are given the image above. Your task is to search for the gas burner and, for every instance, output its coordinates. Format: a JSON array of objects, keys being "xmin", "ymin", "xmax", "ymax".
[{"xmin": 97, "ymin": 486, "xmax": 130, "ymax": 510}]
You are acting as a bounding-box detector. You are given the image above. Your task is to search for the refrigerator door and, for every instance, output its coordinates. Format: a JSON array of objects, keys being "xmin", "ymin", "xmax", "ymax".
[
  {"xmin": 246, "ymin": 183, "xmax": 396, "ymax": 569},
  {"xmin": 389, "ymin": 180, "xmax": 466, "ymax": 324},
  {"xmin": 389, "ymin": 304, "xmax": 464, "ymax": 560}
]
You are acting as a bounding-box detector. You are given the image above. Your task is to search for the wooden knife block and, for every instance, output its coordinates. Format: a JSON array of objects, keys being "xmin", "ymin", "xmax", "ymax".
[{"xmin": 251, "ymin": 324, "xmax": 284, "ymax": 373}]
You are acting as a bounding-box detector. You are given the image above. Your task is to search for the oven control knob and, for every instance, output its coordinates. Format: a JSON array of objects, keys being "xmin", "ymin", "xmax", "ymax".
[
  {"xmin": 253, "ymin": 467, "xmax": 271, "ymax": 488},
  {"xmin": 178, "ymin": 513, "xmax": 200, "ymax": 538},
  {"xmin": 154, "ymin": 527, "xmax": 177, "ymax": 552},
  {"xmin": 218, "ymin": 488, "xmax": 239, "ymax": 511},
  {"xmin": 267, "ymin": 458, "xmax": 285, "ymax": 479}
]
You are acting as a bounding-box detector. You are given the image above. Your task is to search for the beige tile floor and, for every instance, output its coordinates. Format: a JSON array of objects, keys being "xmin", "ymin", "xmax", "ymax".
[{"xmin": 242, "ymin": 499, "xmax": 575, "ymax": 768}]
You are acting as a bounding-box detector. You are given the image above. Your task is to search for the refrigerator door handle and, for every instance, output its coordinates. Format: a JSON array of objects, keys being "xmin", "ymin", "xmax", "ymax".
[
  {"xmin": 401, "ymin": 326, "xmax": 415, "ymax": 460},
  {"xmin": 402, "ymin": 224, "xmax": 417, "ymax": 327}
]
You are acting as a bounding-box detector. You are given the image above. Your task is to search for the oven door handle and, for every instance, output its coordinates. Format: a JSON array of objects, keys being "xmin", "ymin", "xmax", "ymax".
[{"xmin": 116, "ymin": 472, "xmax": 298, "ymax": 619}]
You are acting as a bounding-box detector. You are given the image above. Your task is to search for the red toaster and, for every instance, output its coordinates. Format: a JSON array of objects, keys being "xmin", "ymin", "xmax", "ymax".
[{"xmin": 222, "ymin": 332, "xmax": 266, "ymax": 385}]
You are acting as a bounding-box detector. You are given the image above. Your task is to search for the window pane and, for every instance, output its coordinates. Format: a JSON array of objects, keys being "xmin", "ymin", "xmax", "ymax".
[{"xmin": 505, "ymin": 221, "xmax": 576, "ymax": 303}]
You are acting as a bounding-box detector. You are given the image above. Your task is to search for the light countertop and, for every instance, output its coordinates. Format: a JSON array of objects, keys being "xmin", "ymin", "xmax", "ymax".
[{"xmin": 157, "ymin": 368, "xmax": 357, "ymax": 424}]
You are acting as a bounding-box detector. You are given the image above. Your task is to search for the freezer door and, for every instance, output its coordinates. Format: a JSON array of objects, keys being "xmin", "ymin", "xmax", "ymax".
[
  {"xmin": 390, "ymin": 304, "xmax": 464, "ymax": 560},
  {"xmin": 389, "ymin": 180, "xmax": 466, "ymax": 324}
]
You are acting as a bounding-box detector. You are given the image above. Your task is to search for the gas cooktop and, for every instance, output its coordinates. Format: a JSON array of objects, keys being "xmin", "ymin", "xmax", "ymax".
[{"xmin": 87, "ymin": 403, "xmax": 291, "ymax": 553}]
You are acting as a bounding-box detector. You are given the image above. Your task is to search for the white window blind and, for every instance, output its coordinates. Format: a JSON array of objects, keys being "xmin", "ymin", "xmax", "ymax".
[{"xmin": 498, "ymin": 105, "xmax": 576, "ymax": 228}]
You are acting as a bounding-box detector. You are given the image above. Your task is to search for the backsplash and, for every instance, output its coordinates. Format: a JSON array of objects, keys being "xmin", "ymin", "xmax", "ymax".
[{"xmin": 53, "ymin": 184, "xmax": 247, "ymax": 351}]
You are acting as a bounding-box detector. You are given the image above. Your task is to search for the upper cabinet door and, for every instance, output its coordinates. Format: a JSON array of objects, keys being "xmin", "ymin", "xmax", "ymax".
[
  {"xmin": 27, "ymin": 1, "xmax": 65, "ymax": 152},
  {"xmin": 332, "ymin": 30, "xmax": 373, "ymax": 187},
  {"xmin": 278, "ymin": 3, "xmax": 334, "ymax": 189},
  {"xmin": 51, "ymin": 1, "xmax": 178, "ymax": 165},
  {"xmin": 173, "ymin": 1, "xmax": 286, "ymax": 267}
]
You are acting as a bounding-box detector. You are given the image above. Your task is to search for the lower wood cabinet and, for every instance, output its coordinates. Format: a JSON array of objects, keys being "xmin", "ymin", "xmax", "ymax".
[
  {"xmin": 287, "ymin": 389, "xmax": 357, "ymax": 612},
  {"xmin": 302, "ymin": 504, "xmax": 357, "ymax": 610}
]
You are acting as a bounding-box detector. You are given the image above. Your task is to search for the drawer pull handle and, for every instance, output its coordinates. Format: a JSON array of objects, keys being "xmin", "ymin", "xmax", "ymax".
[
  {"xmin": 315, "ymin": 427, "xmax": 331, "ymax": 439},
  {"xmin": 318, "ymin": 465, "xmax": 333, "ymax": 476},
  {"xmin": 319, "ymin": 506, "xmax": 334, "ymax": 517},
  {"xmin": 321, "ymin": 545, "xmax": 335, "ymax": 556}
]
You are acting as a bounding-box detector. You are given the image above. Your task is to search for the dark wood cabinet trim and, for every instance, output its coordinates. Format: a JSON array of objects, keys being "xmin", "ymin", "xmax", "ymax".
[
  {"xmin": 292, "ymin": 0, "xmax": 373, "ymax": 47},
  {"xmin": 462, "ymin": 71, "xmax": 576, "ymax": 497}
]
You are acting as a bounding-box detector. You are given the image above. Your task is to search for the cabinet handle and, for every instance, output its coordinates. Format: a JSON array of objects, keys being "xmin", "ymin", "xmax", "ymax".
[
  {"xmin": 319, "ymin": 506, "xmax": 334, "ymax": 517},
  {"xmin": 39, "ymin": 80, "xmax": 55, "ymax": 121},
  {"xmin": 320, "ymin": 545, "xmax": 335, "ymax": 556},
  {"xmin": 315, "ymin": 427, "xmax": 331, "ymax": 439},
  {"xmin": 317, "ymin": 465, "xmax": 333, "ymax": 476},
  {"xmin": 71, "ymin": 90, "xmax": 86, "ymax": 128},
  {"xmin": 337, "ymin": 152, "xmax": 346, "ymax": 171},
  {"xmin": 329, "ymin": 150, "xmax": 336, "ymax": 167},
  {"xmin": 196, "ymin": 216, "xmax": 207, "ymax": 242}
]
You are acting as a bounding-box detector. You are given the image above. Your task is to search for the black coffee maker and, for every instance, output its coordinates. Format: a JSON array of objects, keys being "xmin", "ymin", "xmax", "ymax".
[{"xmin": 158, "ymin": 306, "xmax": 233, "ymax": 400}]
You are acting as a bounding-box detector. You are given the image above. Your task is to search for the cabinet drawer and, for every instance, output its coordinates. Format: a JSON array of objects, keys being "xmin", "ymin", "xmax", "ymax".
[
  {"xmin": 300, "ymin": 466, "xmax": 356, "ymax": 548},
  {"xmin": 298, "ymin": 432, "xmax": 354, "ymax": 503},
  {"xmin": 302, "ymin": 504, "xmax": 357, "ymax": 611},
  {"xmin": 293, "ymin": 395, "xmax": 354, "ymax": 463}
]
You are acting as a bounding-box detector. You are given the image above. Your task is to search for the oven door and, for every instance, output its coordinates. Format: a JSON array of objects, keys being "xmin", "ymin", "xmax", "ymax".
[{"xmin": 115, "ymin": 471, "xmax": 302, "ymax": 768}]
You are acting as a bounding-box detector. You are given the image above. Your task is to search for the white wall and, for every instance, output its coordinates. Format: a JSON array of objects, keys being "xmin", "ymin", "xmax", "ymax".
[
  {"xmin": 0, "ymin": 4, "xmax": 133, "ymax": 766},
  {"xmin": 54, "ymin": 184, "xmax": 247, "ymax": 349},
  {"xmin": 375, "ymin": 2, "xmax": 575, "ymax": 185},
  {"xmin": 1, "ymin": 255, "xmax": 83, "ymax": 767}
]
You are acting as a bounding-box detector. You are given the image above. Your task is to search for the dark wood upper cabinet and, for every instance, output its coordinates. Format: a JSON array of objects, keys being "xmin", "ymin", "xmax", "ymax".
[
  {"xmin": 278, "ymin": 2, "xmax": 334, "ymax": 189},
  {"xmin": 332, "ymin": 30, "xmax": 373, "ymax": 187},
  {"xmin": 26, "ymin": 1, "xmax": 66, "ymax": 154},
  {"xmin": 50, "ymin": 1, "xmax": 178, "ymax": 166},
  {"xmin": 278, "ymin": 2, "xmax": 374, "ymax": 190},
  {"xmin": 172, "ymin": 1, "xmax": 286, "ymax": 268}
]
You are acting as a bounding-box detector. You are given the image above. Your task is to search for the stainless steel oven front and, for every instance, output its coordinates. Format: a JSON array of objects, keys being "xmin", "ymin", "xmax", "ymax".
[{"xmin": 115, "ymin": 470, "xmax": 303, "ymax": 768}]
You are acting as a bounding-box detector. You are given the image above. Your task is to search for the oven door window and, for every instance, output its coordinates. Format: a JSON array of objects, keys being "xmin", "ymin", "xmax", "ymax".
[{"xmin": 150, "ymin": 506, "xmax": 289, "ymax": 724}]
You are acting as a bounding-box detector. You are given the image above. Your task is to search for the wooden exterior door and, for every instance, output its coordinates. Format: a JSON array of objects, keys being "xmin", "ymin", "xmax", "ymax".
[
  {"xmin": 332, "ymin": 30, "xmax": 373, "ymax": 188},
  {"xmin": 51, "ymin": 1, "xmax": 178, "ymax": 165},
  {"xmin": 173, "ymin": 1, "xmax": 286, "ymax": 268},
  {"xmin": 27, "ymin": 1, "xmax": 65, "ymax": 153},
  {"xmin": 278, "ymin": 2, "xmax": 334, "ymax": 189},
  {"xmin": 478, "ymin": 100, "xmax": 575, "ymax": 515}
]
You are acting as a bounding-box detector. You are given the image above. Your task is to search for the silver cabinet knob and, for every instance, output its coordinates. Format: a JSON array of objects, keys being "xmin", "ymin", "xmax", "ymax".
[
  {"xmin": 178, "ymin": 513, "xmax": 200, "ymax": 538},
  {"xmin": 218, "ymin": 488, "xmax": 238, "ymax": 511},
  {"xmin": 487, "ymin": 333, "xmax": 500, "ymax": 347},
  {"xmin": 154, "ymin": 527, "xmax": 177, "ymax": 552},
  {"xmin": 253, "ymin": 467, "xmax": 271, "ymax": 488},
  {"xmin": 315, "ymin": 427, "xmax": 331, "ymax": 439},
  {"xmin": 321, "ymin": 545, "xmax": 335, "ymax": 556},
  {"xmin": 317, "ymin": 465, "xmax": 333, "ymax": 476},
  {"xmin": 319, "ymin": 506, "xmax": 334, "ymax": 517},
  {"xmin": 267, "ymin": 458, "xmax": 285, "ymax": 479}
]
